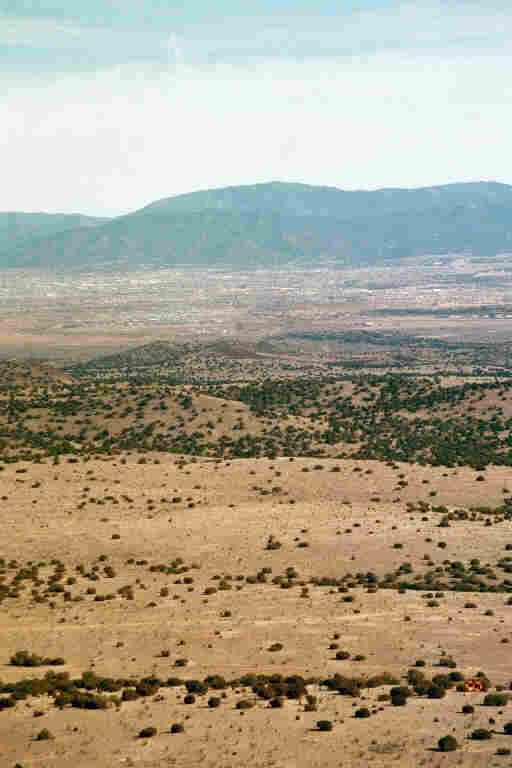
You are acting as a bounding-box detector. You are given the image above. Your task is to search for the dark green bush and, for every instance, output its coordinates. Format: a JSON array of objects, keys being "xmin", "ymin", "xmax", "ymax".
[
  {"xmin": 427, "ymin": 685, "xmax": 446, "ymax": 699},
  {"xmin": 438, "ymin": 735, "xmax": 458, "ymax": 752},
  {"xmin": 484, "ymin": 693, "xmax": 509, "ymax": 707},
  {"xmin": 138, "ymin": 726, "xmax": 157, "ymax": 738},
  {"xmin": 471, "ymin": 729, "xmax": 492, "ymax": 740},
  {"xmin": 36, "ymin": 728, "xmax": 53, "ymax": 741},
  {"xmin": 317, "ymin": 720, "xmax": 333, "ymax": 731}
]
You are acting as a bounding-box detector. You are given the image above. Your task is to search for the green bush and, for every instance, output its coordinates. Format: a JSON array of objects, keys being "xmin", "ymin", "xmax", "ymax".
[
  {"xmin": 471, "ymin": 729, "xmax": 492, "ymax": 740},
  {"xmin": 504, "ymin": 722, "xmax": 512, "ymax": 735},
  {"xmin": 355, "ymin": 707, "xmax": 370, "ymax": 718},
  {"xmin": 36, "ymin": 728, "xmax": 53, "ymax": 741},
  {"xmin": 438, "ymin": 735, "xmax": 458, "ymax": 752},
  {"xmin": 138, "ymin": 726, "xmax": 157, "ymax": 738},
  {"xmin": 483, "ymin": 693, "xmax": 509, "ymax": 707},
  {"xmin": 316, "ymin": 720, "xmax": 333, "ymax": 731}
]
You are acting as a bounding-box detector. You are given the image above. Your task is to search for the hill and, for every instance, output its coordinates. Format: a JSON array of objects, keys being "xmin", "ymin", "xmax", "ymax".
[
  {"xmin": 2, "ymin": 181, "xmax": 512, "ymax": 269},
  {"xmin": 0, "ymin": 211, "xmax": 107, "ymax": 253}
]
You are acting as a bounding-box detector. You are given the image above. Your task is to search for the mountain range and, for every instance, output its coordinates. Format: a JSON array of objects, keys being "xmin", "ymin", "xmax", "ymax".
[{"xmin": 2, "ymin": 181, "xmax": 512, "ymax": 269}]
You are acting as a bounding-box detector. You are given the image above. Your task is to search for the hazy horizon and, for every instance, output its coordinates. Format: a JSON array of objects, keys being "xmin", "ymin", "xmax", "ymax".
[{"xmin": 3, "ymin": 1, "xmax": 512, "ymax": 216}]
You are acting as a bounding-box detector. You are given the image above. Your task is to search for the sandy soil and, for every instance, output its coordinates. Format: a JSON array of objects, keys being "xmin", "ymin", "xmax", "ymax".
[{"xmin": 0, "ymin": 455, "xmax": 511, "ymax": 767}]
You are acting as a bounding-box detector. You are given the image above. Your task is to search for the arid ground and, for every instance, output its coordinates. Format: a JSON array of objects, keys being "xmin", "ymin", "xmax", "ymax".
[{"xmin": 1, "ymin": 447, "xmax": 512, "ymax": 768}]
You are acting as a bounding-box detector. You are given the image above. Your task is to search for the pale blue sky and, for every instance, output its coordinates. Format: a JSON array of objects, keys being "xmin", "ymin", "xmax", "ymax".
[{"xmin": 2, "ymin": 1, "xmax": 512, "ymax": 214}]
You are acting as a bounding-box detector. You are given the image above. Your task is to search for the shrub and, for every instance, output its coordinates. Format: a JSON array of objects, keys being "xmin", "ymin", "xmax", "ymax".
[
  {"xmin": 427, "ymin": 685, "xmax": 446, "ymax": 699},
  {"xmin": 185, "ymin": 680, "xmax": 208, "ymax": 695},
  {"xmin": 355, "ymin": 707, "xmax": 370, "ymax": 718},
  {"xmin": 484, "ymin": 693, "xmax": 509, "ymax": 707},
  {"xmin": 438, "ymin": 735, "xmax": 458, "ymax": 752},
  {"xmin": 208, "ymin": 697, "xmax": 221, "ymax": 708},
  {"xmin": 236, "ymin": 699, "xmax": 253, "ymax": 709},
  {"xmin": 170, "ymin": 723, "xmax": 184, "ymax": 734},
  {"xmin": 335, "ymin": 650, "xmax": 350, "ymax": 660},
  {"xmin": 462, "ymin": 704, "xmax": 474, "ymax": 714},
  {"xmin": 504, "ymin": 722, "xmax": 512, "ymax": 735},
  {"xmin": 304, "ymin": 694, "xmax": 317, "ymax": 712},
  {"xmin": 122, "ymin": 688, "xmax": 138, "ymax": 702},
  {"xmin": 269, "ymin": 697, "xmax": 283, "ymax": 708},
  {"xmin": 317, "ymin": 720, "xmax": 333, "ymax": 731},
  {"xmin": 36, "ymin": 728, "xmax": 53, "ymax": 741},
  {"xmin": 183, "ymin": 694, "xmax": 195, "ymax": 704},
  {"xmin": 138, "ymin": 726, "xmax": 157, "ymax": 738},
  {"xmin": 268, "ymin": 643, "xmax": 283, "ymax": 652},
  {"xmin": 391, "ymin": 693, "xmax": 407, "ymax": 706},
  {"xmin": 471, "ymin": 729, "xmax": 492, "ymax": 740}
]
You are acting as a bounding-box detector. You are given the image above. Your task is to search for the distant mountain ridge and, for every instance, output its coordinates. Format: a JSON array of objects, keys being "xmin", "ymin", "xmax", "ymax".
[
  {"xmin": 0, "ymin": 212, "xmax": 107, "ymax": 251},
  {"xmin": 2, "ymin": 181, "xmax": 512, "ymax": 269}
]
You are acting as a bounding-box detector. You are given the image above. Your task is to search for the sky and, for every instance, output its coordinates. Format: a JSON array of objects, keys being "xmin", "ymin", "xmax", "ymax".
[{"xmin": 2, "ymin": 1, "xmax": 512, "ymax": 216}]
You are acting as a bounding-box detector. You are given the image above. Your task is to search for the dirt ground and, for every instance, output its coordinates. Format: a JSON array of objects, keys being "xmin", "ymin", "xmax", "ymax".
[{"xmin": 0, "ymin": 454, "xmax": 511, "ymax": 767}]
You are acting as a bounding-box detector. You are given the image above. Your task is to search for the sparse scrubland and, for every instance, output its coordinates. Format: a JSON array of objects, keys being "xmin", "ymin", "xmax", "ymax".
[{"xmin": 0, "ymin": 355, "xmax": 512, "ymax": 767}]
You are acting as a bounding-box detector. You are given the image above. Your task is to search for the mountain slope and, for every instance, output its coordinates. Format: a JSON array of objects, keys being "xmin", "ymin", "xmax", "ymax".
[
  {"xmin": 138, "ymin": 180, "xmax": 512, "ymax": 219},
  {"xmin": 0, "ymin": 212, "xmax": 108, "ymax": 251},
  {"xmin": 2, "ymin": 181, "xmax": 512, "ymax": 269}
]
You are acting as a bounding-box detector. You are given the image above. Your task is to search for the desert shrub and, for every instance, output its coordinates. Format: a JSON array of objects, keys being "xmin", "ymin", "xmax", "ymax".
[
  {"xmin": 432, "ymin": 674, "xmax": 453, "ymax": 689},
  {"xmin": 269, "ymin": 697, "xmax": 283, "ymax": 708},
  {"xmin": 136, "ymin": 679, "xmax": 160, "ymax": 697},
  {"xmin": 304, "ymin": 694, "xmax": 317, "ymax": 712},
  {"xmin": 185, "ymin": 680, "xmax": 208, "ymax": 695},
  {"xmin": 208, "ymin": 696, "xmax": 221, "ymax": 708},
  {"xmin": 235, "ymin": 699, "xmax": 253, "ymax": 710},
  {"xmin": 183, "ymin": 694, "xmax": 195, "ymax": 704},
  {"xmin": 484, "ymin": 693, "xmax": 509, "ymax": 707},
  {"xmin": 390, "ymin": 686, "xmax": 411, "ymax": 699},
  {"xmin": 412, "ymin": 678, "xmax": 429, "ymax": 696},
  {"xmin": 407, "ymin": 669, "xmax": 425, "ymax": 685},
  {"xmin": 355, "ymin": 707, "xmax": 370, "ymax": 718},
  {"xmin": 427, "ymin": 685, "xmax": 446, "ymax": 699},
  {"xmin": 471, "ymin": 729, "xmax": 492, "ymax": 740},
  {"xmin": 335, "ymin": 650, "xmax": 350, "ymax": 660},
  {"xmin": 438, "ymin": 735, "xmax": 458, "ymax": 752},
  {"xmin": 204, "ymin": 675, "xmax": 227, "ymax": 690},
  {"xmin": 138, "ymin": 726, "xmax": 157, "ymax": 738},
  {"xmin": 36, "ymin": 728, "xmax": 53, "ymax": 740},
  {"xmin": 462, "ymin": 704, "xmax": 474, "ymax": 714},
  {"xmin": 317, "ymin": 720, "xmax": 333, "ymax": 731},
  {"xmin": 268, "ymin": 643, "xmax": 283, "ymax": 652},
  {"xmin": 122, "ymin": 688, "xmax": 138, "ymax": 702},
  {"xmin": 10, "ymin": 651, "xmax": 65, "ymax": 668},
  {"xmin": 170, "ymin": 723, "xmax": 184, "ymax": 733},
  {"xmin": 391, "ymin": 693, "xmax": 407, "ymax": 706}
]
